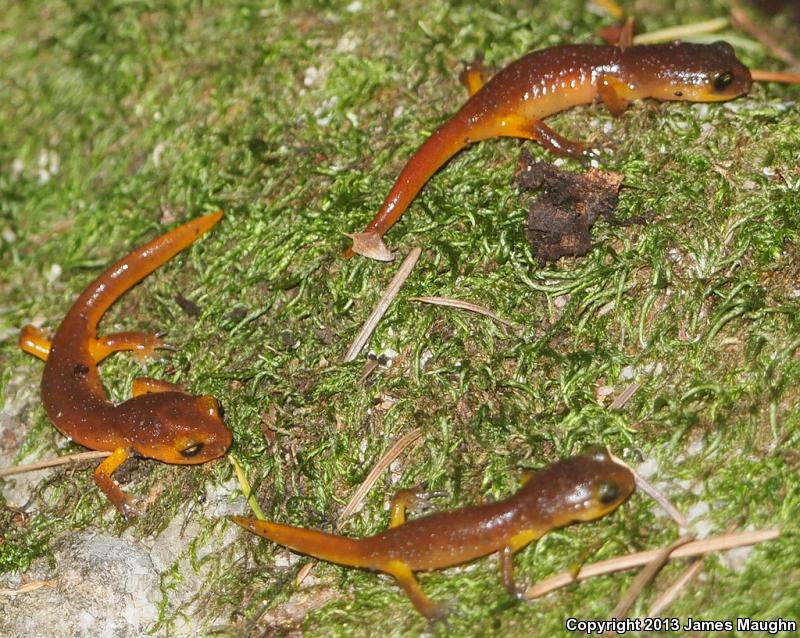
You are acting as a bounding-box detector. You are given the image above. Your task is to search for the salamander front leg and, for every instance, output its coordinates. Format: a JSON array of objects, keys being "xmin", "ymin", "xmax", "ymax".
[
  {"xmin": 459, "ymin": 58, "xmax": 489, "ymax": 97},
  {"xmin": 90, "ymin": 331, "xmax": 172, "ymax": 363},
  {"xmin": 597, "ymin": 75, "xmax": 631, "ymax": 116},
  {"xmin": 389, "ymin": 489, "xmax": 417, "ymax": 527},
  {"xmin": 384, "ymin": 560, "xmax": 447, "ymax": 621},
  {"xmin": 93, "ymin": 447, "xmax": 142, "ymax": 520},
  {"xmin": 19, "ymin": 325, "xmax": 52, "ymax": 361},
  {"xmin": 389, "ymin": 485, "xmax": 446, "ymax": 527}
]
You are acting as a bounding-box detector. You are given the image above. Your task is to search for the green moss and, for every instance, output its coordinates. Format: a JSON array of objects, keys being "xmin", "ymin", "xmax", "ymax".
[{"xmin": 2, "ymin": 0, "xmax": 799, "ymax": 634}]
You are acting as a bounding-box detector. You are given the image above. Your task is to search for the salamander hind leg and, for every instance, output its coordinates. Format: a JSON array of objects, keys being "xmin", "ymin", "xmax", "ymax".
[
  {"xmin": 528, "ymin": 120, "xmax": 599, "ymax": 161},
  {"xmin": 499, "ymin": 546, "xmax": 521, "ymax": 598},
  {"xmin": 19, "ymin": 325, "xmax": 52, "ymax": 361},
  {"xmin": 132, "ymin": 377, "xmax": 186, "ymax": 397},
  {"xmin": 93, "ymin": 447, "xmax": 142, "ymax": 520},
  {"xmin": 90, "ymin": 331, "xmax": 172, "ymax": 363},
  {"xmin": 383, "ymin": 560, "xmax": 447, "ymax": 621}
]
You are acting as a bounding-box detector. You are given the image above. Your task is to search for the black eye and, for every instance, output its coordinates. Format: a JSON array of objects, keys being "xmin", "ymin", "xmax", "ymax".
[
  {"xmin": 597, "ymin": 482, "xmax": 620, "ymax": 505},
  {"xmin": 217, "ymin": 404, "xmax": 225, "ymax": 419},
  {"xmin": 181, "ymin": 442, "xmax": 204, "ymax": 458},
  {"xmin": 713, "ymin": 71, "xmax": 733, "ymax": 91}
]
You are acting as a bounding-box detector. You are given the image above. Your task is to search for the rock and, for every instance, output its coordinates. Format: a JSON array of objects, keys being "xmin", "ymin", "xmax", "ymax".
[{"xmin": 0, "ymin": 531, "xmax": 159, "ymax": 638}]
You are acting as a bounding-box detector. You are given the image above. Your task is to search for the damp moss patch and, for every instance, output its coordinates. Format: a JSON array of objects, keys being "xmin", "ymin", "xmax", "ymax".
[{"xmin": 1, "ymin": 1, "xmax": 800, "ymax": 636}]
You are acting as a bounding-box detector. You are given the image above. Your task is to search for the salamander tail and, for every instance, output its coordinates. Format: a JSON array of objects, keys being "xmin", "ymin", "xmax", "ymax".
[
  {"xmin": 75, "ymin": 211, "xmax": 223, "ymax": 327},
  {"xmin": 230, "ymin": 516, "xmax": 373, "ymax": 569}
]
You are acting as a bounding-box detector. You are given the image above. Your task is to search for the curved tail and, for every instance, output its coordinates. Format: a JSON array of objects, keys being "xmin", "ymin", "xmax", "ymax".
[
  {"xmin": 343, "ymin": 116, "xmax": 472, "ymax": 258},
  {"xmin": 72, "ymin": 212, "xmax": 223, "ymax": 329},
  {"xmin": 230, "ymin": 516, "xmax": 374, "ymax": 569}
]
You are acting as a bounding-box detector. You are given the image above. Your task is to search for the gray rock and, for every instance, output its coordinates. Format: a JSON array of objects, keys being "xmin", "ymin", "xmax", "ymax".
[{"xmin": 0, "ymin": 531, "xmax": 160, "ymax": 638}]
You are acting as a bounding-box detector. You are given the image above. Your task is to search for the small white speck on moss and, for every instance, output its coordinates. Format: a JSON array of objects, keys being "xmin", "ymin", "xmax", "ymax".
[
  {"xmin": 620, "ymin": 365, "xmax": 635, "ymax": 381},
  {"xmin": 686, "ymin": 501, "xmax": 713, "ymax": 538},
  {"xmin": 686, "ymin": 437, "xmax": 704, "ymax": 456},
  {"xmin": 346, "ymin": 1, "xmax": 363, "ymax": 12},
  {"xmin": 2, "ymin": 227, "xmax": 16, "ymax": 243},
  {"xmin": 693, "ymin": 103, "xmax": 710, "ymax": 117},
  {"xmin": 151, "ymin": 142, "xmax": 167, "ymax": 167},
  {"xmin": 46, "ymin": 263, "xmax": 62, "ymax": 283},
  {"xmin": 722, "ymin": 528, "xmax": 758, "ymax": 572},
  {"xmin": 636, "ymin": 457, "xmax": 658, "ymax": 479},
  {"xmin": 419, "ymin": 349, "xmax": 433, "ymax": 370},
  {"xmin": 304, "ymin": 66, "xmax": 320, "ymax": 88},
  {"xmin": 274, "ymin": 550, "xmax": 302, "ymax": 568},
  {"xmin": 336, "ymin": 34, "xmax": 358, "ymax": 52}
]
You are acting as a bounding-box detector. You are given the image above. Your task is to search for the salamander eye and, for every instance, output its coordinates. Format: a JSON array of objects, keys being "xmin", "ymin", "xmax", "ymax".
[
  {"xmin": 180, "ymin": 442, "xmax": 204, "ymax": 458},
  {"xmin": 597, "ymin": 481, "xmax": 620, "ymax": 505},
  {"xmin": 713, "ymin": 71, "xmax": 734, "ymax": 91}
]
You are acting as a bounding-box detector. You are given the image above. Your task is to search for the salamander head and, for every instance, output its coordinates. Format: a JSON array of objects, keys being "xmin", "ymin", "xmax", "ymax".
[
  {"xmin": 120, "ymin": 392, "xmax": 232, "ymax": 464},
  {"xmin": 520, "ymin": 447, "xmax": 635, "ymax": 528},
  {"xmin": 626, "ymin": 41, "xmax": 752, "ymax": 103}
]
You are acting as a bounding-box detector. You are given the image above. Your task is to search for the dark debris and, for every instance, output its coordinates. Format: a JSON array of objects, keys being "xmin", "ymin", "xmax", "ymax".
[{"xmin": 515, "ymin": 151, "xmax": 625, "ymax": 264}]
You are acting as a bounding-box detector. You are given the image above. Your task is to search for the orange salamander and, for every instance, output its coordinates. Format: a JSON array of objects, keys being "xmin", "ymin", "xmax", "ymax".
[
  {"xmin": 343, "ymin": 40, "xmax": 752, "ymax": 259},
  {"xmin": 19, "ymin": 212, "xmax": 232, "ymax": 519},
  {"xmin": 231, "ymin": 447, "xmax": 635, "ymax": 619}
]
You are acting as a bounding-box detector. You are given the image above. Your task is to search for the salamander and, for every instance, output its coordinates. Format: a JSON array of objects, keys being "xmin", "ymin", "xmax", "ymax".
[
  {"xmin": 231, "ymin": 447, "xmax": 635, "ymax": 619},
  {"xmin": 19, "ymin": 212, "xmax": 233, "ymax": 519},
  {"xmin": 343, "ymin": 40, "xmax": 752, "ymax": 259}
]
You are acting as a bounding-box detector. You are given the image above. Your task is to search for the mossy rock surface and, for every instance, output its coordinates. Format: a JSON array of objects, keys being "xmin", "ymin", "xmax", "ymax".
[{"xmin": 1, "ymin": 1, "xmax": 799, "ymax": 636}]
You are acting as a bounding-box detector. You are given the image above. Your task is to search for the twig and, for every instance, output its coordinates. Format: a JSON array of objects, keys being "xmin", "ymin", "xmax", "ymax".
[
  {"xmin": 750, "ymin": 69, "xmax": 800, "ymax": 84},
  {"xmin": 0, "ymin": 580, "xmax": 56, "ymax": 596},
  {"xmin": 295, "ymin": 429, "xmax": 424, "ymax": 586},
  {"xmin": 731, "ymin": 4, "xmax": 800, "ymax": 68},
  {"xmin": 336, "ymin": 428, "xmax": 424, "ymax": 530},
  {"xmin": 359, "ymin": 357, "xmax": 379, "ymax": 384},
  {"xmin": 632, "ymin": 18, "xmax": 728, "ymax": 45},
  {"xmin": 344, "ymin": 247, "xmax": 422, "ymax": 362},
  {"xmin": 229, "ymin": 454, "xmax": 266, "ymax": 521},
  {"xmin": 408, "ymin": 296, "xmax": 515, "ymax": 329},
  {"xmin": 633, "ymin": 471, "xmax": 688, "ymax": 528},
  {"xmin": 607, "ymin": 381, "xmax": 640, "ymax": 410},
  {"xmin": 609, "ymin": 535, "xmax": 694, "ymax": 621},
  {"xmin": 524, "ymin": 528, "xmax": 779, "ymax": 599},
  {"xmin": 647, "ymin": 557, "xmax": 705, "ymax": 616},
  {"xmin": 609, "ymin": 453, "xmax": 689, "ymax": 528},
  {"xmin": 0, "ymin": 451, "xmax": 111, "ymax": 478},
  {"xmin": 294, "ymin": 560, "xmax": 315, "ymax": 586}
]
